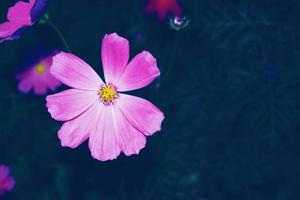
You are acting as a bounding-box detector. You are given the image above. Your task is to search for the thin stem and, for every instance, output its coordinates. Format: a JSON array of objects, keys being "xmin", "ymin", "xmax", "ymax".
[{"xmin": 47, "ymin": 19, "xmax": 71, "ymax": 52}]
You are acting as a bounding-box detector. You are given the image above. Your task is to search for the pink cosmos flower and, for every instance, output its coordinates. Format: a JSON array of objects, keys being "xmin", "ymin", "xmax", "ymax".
[
  {"xmin": 145, "ymin": 0, "xmax": 182, "ymax": 20},
  {"xmin": 0, "ymin": 0, "xmax": 47, "ymax": 42},
  {"xmin": 46, "ymin": 33, "xmax": 164, "ymax": 161},
  {"xmin": 17, "ymin": 54, "xmax": 61, "ymax": 95},
  {"xmin": 0, "ymin": 165, "xmax": 15, "ymax": 196}
]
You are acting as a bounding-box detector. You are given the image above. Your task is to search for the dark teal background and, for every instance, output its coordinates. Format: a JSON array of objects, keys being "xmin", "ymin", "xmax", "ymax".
[{"xmin": 1, "ymin": 0, "xmax": 300, "ymax": 199}]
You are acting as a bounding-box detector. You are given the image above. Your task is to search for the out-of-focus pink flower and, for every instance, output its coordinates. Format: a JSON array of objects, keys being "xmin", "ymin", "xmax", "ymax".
[
  {"xmin": 145, "ymin": 0, "xmax": 181, "ymax": 20},
  {"xmin": 0, "ymin": 0, "xmax": 47, "ymax": 42},
  {"xmin": 46, "ymin": 33, "xmax": 164, "ymax": 161},
  {"xmin": 17, "ymin": 54, "xmax": 61, "ymax": 95},
  {"xmin": 0, "ymin": 165, "xmax": 15, "ymax": 196}
]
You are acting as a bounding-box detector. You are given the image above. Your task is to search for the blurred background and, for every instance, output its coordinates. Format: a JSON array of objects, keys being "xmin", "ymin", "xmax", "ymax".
[{"xmin": 1, "ymin": 0, "xmax": 300, "ymax": 199}]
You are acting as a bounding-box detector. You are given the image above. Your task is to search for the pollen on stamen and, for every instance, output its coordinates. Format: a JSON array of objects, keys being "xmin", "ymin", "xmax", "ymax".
[{"xmin": 99, "ymin": 84, "xmax": 118, "ymax": 105}]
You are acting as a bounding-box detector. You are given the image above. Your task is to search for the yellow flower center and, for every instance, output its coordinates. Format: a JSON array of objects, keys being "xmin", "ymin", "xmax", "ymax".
[
  {"xmin": 99, "ymin": 84, "xmax": 118, "ymax": 104},
  {"xmin": 35, "ymin": 64, "xmax": 46, "ymax": 74}
]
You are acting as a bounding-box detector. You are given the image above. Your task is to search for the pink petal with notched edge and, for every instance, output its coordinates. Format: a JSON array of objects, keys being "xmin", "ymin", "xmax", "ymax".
[
  {"xmin": 0, "ymin": 22, "xmax": 20, "ymax": 38},
  {"xmin": 117, "ymin": 94, "xmax": 164, "ymax": 136},
  {"xmin": 58, "ymin": 102, "xmax": 102, "ymax": 148},
  {"xmin": 88, "ymin": 105, "xmax": 147, "ymax": 161},
  {"xmin": 51, "ymin": 52, "xmax": 103, "ymax": 90},
  {"xmin": 46, "ymin": 89, "xmax": 98, "ymax": 121},
  {"xmin": 89, "ymin": 105, "xmax": 121, "ymax": 161},
  {"xmin": 101, "ymin": 33, "xmax": 129, "ymax": 84},
  {"xmin": 7, "ymin": 1, "xmax": 32, "ymax": 25},
  {"xmin": 112, "ymin": 105, "xmax": 146, "ymax": 156},
  {"xmin": 115, "ymin": 51, "xmax": 160, "ymax": 92}
]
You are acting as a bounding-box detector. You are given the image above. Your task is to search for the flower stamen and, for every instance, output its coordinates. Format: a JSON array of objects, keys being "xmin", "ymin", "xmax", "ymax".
[{"xmin": 99, "ymin": 84, "xmax": 118, "ymax": 104}]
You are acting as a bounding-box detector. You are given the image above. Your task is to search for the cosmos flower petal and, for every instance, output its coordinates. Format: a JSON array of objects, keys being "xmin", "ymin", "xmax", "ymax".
[
  {"xmin": 39, "ymin": 56, "xmax": 61, "ymax": 90},
  {"xmin": 33, "ymin": 82, "xmax": 48, "ymax": 95},
  {"xmin": 17, "ymin": 75, "xmax": 33, "ymax": 93},
  {"xmin": 7, "ymin": 1, "xmax": 32, "ymax": 25},
  {"xmin": 89, "ymin": 106, "xmax": 123, "ymax": 161},
  {"xmin": 112, "ymin": 106, "xmax": 146, "ymax": 156},
  {"xmin": 2, "ymin": 177, "xmax": 15, "ymax": 191},
  {"xmin": 51, "ymin": 52, "xmax": 103, "ymax": 90},
  {"xmin": 29, "ymin": 0, "xmax": 36, "ymax": 5},
  {"xmin": 58, "ymin": 102, "xmax": 103, "ymax": 149},
  {"xmin": 117, "ymin": 94, "xmax": 164, "ymax": 136},
  {"xmin": 88, "ymin": 105, "xmax": 146, "ymax": 160},
  {"xmin": 101, "ymin": 33, "xmax": 129, "ymax": 84},
  {"xmin": 116, "ymin": 51, "xmax": 160, "ymax": 92},
  {"xmin": 0, "ymin": 165, "xmax": 15, "ymax": 194},
  {"xmin": 0, "ymin": 166, "xmax": 10, "ymax": 178},
  {"xmin": 0, "ymin": 0, "xmax": 46, "ymax": 42},
  {"xmin": 0, "ymin": 22, "xmax": 20, "ymax": 38},
  {"xmin": 46, "ymin": 89, "xmax": 98, "ymax": 121},
  {"xmin": 46, "ymin": 75, "xmax": 62, "ymax": 91}
]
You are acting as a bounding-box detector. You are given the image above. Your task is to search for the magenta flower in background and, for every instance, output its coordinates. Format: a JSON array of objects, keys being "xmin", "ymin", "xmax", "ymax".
[
  {"xmin": 46, "ymin": 33, "xmax": 164, "ymax": 161},
  {"xmin": 0, "ymin": 0, "xmax": 47, "ymax": 43},
  {"xmin": 0, "ymin": 165, "xmax": 15, "ymax": 196},
  {"xmin": 145, "ymin": 0, "xmax": 181, "ymax": 20},
  {"xmin": 17, "ymin": 53, "xmax": 61, "ymax": 95}
]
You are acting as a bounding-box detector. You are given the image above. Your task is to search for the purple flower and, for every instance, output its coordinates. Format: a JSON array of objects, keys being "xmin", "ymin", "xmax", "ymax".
[
  {"xmin": 0, "ymin": 0, "xmax": 47, "ymax": 43},
  {"xmin": 0, "ymin": 165, "xmax": 15, "ymax": 196},
  {"xmin": 17, "ymin": 50, "xmax": 62, "ymax": 95}
]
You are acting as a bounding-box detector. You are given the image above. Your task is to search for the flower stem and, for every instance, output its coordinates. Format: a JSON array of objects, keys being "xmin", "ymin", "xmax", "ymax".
[{"xmin": 44, "ymin": 16, "xmax": 71, "ymax": 52}]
